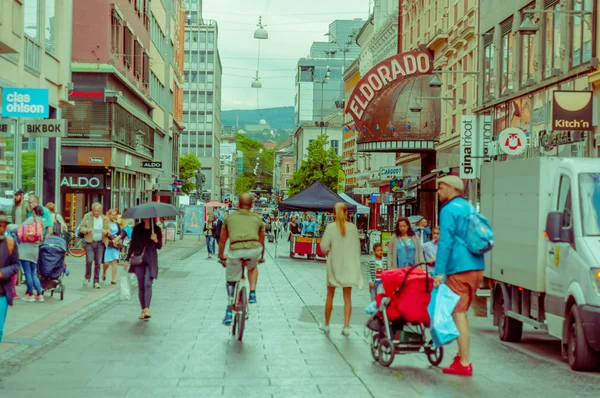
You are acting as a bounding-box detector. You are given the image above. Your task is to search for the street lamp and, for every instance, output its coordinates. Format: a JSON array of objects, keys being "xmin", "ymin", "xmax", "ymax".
[
  {"xmin": 519, "ymin": 7, "xmax": 592, "ymax": 35},
  {"xmin": 518, "ymin": 17, "xmax": 539, "ymax": 35},
  {"xmin": 254, "ymin": 16, "xmax": 268, "ymax": 39},
  {"xmin": 315, "ymin": 66, "xmax": 331, "ymax": 134},
  {"xmin": 251, "ymin": 71, "xmax": 262, "ymax": 88}
]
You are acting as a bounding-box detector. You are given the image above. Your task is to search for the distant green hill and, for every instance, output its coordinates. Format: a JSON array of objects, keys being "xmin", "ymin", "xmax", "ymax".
[{"xmin": 221, "ymin": 106, "xmax": 294, "ymax": 131}]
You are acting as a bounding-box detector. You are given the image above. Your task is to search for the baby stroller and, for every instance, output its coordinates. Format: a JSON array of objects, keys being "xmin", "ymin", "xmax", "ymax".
[
  {"xmin": 366, "ymin": 264, "xmax": 443, "ymax": 367},
  {"xmin": 37, "ymin": 236, "xmax": 67, "ymax": 300}
]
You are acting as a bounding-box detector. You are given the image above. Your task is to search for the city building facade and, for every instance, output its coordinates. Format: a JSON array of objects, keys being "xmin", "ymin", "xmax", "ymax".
[
  {"xmin": 273, "ymin": 143, "xmax": 294, "ymax": 199},
  {"xmin": 0, "ymin": 0, "xmax": 73, "ymax": 210},
  {"xmin": 219, "ymin": 134, "xmax": 236, "ymax": 200},
  {"xmin": 61, "ymin": 0, "xmax": 183, "ymax": 227},
  {"xmin": 477, "ymin": 0, "xmax": 597, "ymax": 165},
  {"xmin": 181, "ymin": 2, "xmax": 222, "ymax": 201},
  {"xmin": 293, "ymin": 113, "xmax": 343, "ymax": 170}
]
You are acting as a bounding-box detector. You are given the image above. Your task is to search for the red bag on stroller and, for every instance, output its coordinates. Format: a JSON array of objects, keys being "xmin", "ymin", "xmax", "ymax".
[{"xmin": 376, "ymin": 267, "xmax": 434, "ymax": 326}]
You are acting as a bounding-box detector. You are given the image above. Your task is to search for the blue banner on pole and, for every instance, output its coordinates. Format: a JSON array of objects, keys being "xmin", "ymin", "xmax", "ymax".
[
  {"xmin": 1, "ymin": 88, "xmax": 50, "ymax": 118},
  {"xmin": 183, "ymin": 205, "xmax": 205, "ymax": 234}
]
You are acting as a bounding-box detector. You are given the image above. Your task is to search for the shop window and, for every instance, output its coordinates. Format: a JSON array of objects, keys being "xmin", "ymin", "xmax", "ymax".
[
  {"xmin": 572, "ymin": 0, "xmax": 593, "ymax": 67},
  {"xmin": 544, "ymin": 2, "xmax": 562, "ymax": 79},
  {"xmin": 483, "ymin": 38, "xmax": 495, "ymax": 100}
]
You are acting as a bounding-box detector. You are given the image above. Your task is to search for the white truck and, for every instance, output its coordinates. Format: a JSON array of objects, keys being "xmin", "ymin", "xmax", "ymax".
[{"xmin": 480, "ymin": 157, "xmax": 600, "ymax": 371}]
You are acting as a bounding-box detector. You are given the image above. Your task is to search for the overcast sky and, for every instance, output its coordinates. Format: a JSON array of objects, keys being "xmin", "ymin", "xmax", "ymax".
[{"xmin": 202, "ymin": 0, "xmax": 370, "ymax": 111}]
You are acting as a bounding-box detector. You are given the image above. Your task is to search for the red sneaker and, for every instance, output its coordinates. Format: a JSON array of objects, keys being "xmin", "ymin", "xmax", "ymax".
[{"xmin": 442, "ymin": 360, "xmax": 473, "ymax": 376}]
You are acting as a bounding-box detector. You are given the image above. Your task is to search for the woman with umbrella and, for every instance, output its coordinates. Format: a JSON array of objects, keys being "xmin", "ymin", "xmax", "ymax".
[{"xmin": 123, "ymin": 203, "xmax": 176, "ymax": 320}]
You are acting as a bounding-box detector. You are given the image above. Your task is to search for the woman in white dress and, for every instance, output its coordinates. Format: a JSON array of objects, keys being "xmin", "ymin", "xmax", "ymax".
[{"xmin": 319, "ymin": 202, "xmax": 363, "ymax": 336}]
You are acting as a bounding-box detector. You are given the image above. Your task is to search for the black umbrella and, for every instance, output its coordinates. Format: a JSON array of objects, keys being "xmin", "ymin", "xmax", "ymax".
[{"xmin": 123, "ymin": 202, "xmax": 182, "ymax": 219}]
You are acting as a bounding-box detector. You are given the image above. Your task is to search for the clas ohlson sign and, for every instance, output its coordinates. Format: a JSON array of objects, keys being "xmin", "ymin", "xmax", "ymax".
[{"xmin": 1, "ymin": 88, "xmax": 49, "ymax": 118}]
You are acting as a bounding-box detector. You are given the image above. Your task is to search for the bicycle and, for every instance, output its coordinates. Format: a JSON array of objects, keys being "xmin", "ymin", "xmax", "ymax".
[
  {"xmin": 219, "ymin": 257, "xmax": 250, "ymax": 342},
  {"xmin": 65, "ymin": 229, "xmax": 86, "ymax": 257}
]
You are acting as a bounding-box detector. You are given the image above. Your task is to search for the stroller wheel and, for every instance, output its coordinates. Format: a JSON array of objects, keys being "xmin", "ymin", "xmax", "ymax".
[
  {"xmin": 370, "ymin": 334, "xmax": 381, "ymax": 362},
  {"xmin": 378, "ymin": 338, "xmax": 395, "ymax": 367},
  {"xmin": 425, "ymin": 344, "xmax": 444, "ymax": 367}
]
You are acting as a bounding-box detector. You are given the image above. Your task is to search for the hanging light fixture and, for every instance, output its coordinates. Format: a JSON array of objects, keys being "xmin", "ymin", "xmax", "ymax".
[
  {"xmin": 429, "ymin": 75, "xmax": 443, "ymax": 88},
  {"xmin": 251, "ymin": 71, "xmax": 262, "ymax": 88},
  {"xmin": 254, "ymin": 16, "xmax": 268, "ymax": 39},
  {"xmin": 518, "ymin": 17, "xmax": 538, "ymax": 35}
]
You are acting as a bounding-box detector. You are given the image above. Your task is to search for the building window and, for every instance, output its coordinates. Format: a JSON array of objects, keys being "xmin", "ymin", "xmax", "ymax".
[
  {"xmin": 124, "ymin": 27, "xmax": 133, "ymax": 68},
  {"xmin": 143, "ymin": 51, "xmax": 150, "ymax": 85},
  {"xmin": 24, "ymin": 0, "xmax": 40, "ymax": 40},
  {"xmin": 521, "ymin": 17, "xmax": 535, "ymax": 86},
  {"xmin": 285, "ymin": 163, "xmax": 290, "ymax": 174},
  {"xmin": 483, "ymin": 39, "xmax": 495, "ymax": 99},
  {"xmin": 111, "ymin": 10, "xmax": 121, "ymax": 55},
  {"xmin": 134, "ymin": 40, "xmax": 142, "ymax": 79},
  {"xmin": 500, "ymin": 22, "xmax": 513, "ymax": 95},
  {"xmin": 544, "ymin": 2, "xmax": 561, "ymax": 78},
  {"xmin": 572, "ymin": 0, "xmax": 593, "ymax": 67},
  {"xmin": 45, "ymin": 0, "xmax": 57, "ymax": 55},
  {"xmin": 330, "ymin": 140, "xmax": 339, "ymax": 155}
]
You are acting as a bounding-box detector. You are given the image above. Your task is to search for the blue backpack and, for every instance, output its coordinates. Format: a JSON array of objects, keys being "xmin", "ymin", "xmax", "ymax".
[{"xmin": 460, "ymin": 208, "xmax": 494, "ymax": 255}]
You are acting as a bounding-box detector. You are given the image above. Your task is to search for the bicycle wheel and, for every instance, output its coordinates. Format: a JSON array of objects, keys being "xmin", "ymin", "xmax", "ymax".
[
  {"xmin": 236, "ymin": 286, "xmax": 247, "ymax": 342},
  {"xmin": 68, "ymin": 237, "xmax": 86, "ymax": 257}
]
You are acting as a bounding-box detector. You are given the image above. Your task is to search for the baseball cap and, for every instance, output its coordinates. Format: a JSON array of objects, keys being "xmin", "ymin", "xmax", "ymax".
[
  {"xmin": 15, "ymin": 189, "xmax": 25, "ymax": 195},
  {"xmin": 437, "ymin": 175, "xmax": 465, "ymax": 192}
]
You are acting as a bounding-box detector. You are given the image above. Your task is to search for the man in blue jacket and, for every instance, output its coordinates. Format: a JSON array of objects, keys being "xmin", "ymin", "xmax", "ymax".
[{"xmin": 433, "ymin": 175, "xmax": 484, "ymax": 377}]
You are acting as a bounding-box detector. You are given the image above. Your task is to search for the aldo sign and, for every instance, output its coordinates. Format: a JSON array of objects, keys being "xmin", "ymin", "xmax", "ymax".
[
  {"xmin": 60, "ymin": 174, "xmax": 105, "ymax": 189},
  {"xmin": 1, "ymin": 88, "xmax": 49, "ymax": 118}
]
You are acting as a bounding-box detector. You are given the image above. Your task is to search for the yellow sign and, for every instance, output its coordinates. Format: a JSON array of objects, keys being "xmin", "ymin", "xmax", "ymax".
[
  {"xmin": 337, "ymin": 169, "xmax": 346, "ymax": 194},
  {"xmin": 381, "ymin": 231, "xmax": 392, "ymax": 255},
  {"xmin": 555, "ymin": 247, "xmax": 560, "ymax": 267}
]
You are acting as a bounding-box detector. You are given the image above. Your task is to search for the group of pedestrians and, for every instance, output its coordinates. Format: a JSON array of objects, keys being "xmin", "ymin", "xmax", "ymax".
[
  {"xmin": 314, "ymin": 175, "xmax": 483, "ymax": 377},
  {"xmin": 203, "ymin": 213, "xmax": 223, "ymax": 257}
]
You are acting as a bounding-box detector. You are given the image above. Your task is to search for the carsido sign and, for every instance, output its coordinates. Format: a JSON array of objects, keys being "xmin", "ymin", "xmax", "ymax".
[{"xmin": 345, "ymin": 47, "xmax": 434, "ymax": 123}]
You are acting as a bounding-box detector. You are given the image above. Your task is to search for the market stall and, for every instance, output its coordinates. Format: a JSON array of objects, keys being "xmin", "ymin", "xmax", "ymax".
[{"xmin": 279, "ymin": 181, "xmax": 356, "ymax": 259}]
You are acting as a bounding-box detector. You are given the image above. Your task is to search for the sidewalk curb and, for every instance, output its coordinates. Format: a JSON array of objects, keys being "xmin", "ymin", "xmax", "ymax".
[{"xmin": 0, "ymin": 240, "xmax": 204, "ymax": 378}]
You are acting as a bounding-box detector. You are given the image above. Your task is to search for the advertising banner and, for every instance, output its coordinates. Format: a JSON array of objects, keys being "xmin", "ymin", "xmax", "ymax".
[
  {"xmin": 552, "ymin": 91, "xmax": 593, "ymax": 131},
  {"xmin": 459, "ymin": 115, "xmax": 477, "ymax": 179},
  {"xmin": 183, "ymin": 205, "xmax": 205, "ymax": 234}
]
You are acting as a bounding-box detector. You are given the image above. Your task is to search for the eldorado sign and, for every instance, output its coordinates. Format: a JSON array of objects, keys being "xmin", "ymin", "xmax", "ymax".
[{"xmin": 345, "ymin": 47, "xmax": 434, "ymax": 123}]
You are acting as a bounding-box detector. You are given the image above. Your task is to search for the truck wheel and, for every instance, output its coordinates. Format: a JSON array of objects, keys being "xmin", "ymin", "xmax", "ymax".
[
  {"xmin": 498, "ymin": 294, "xmax": 523, "ymax": 342},
  {"xmin": 567, "ymin": 306, "xmax": 600, "ymax": 371}
]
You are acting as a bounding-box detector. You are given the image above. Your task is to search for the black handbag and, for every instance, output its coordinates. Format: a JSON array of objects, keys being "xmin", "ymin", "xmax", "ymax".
[{"xmin": 130, "ymin": 248, "xmax": 145, "ymax": 266}]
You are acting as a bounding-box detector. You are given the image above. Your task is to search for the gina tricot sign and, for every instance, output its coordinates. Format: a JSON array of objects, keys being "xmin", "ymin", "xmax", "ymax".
[
  {"xmin": 345, "ymin": 48, "xmax": 434, "ymax": 122},
  {"xmin": 60, "ymin": 174, "xmax": 105, "ymax": 189}
]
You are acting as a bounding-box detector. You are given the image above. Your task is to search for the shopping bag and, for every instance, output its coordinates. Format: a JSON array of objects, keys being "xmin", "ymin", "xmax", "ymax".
[
  {"xmin": 120, "ymin": 274, "xmax": 132, "ymax": 300},
  {"xmin": 427, "ymin": 284, "xmax": 460, "ymax": 348}
]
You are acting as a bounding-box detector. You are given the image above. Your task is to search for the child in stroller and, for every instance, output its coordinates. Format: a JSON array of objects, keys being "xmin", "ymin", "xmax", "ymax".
[
  {"xmin": 37, "ymin": 236, "xmax": 67, "ymax": 300},
  {"xmin": 366, "ymin": 264, "xmax": 443, "ymax": 367}
]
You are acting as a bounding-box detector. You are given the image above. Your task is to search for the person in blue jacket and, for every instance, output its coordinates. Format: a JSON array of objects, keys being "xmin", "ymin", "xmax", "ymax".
[{"xmin": 433, "ymin": 175, "xmax": 484, "ymax": 377}]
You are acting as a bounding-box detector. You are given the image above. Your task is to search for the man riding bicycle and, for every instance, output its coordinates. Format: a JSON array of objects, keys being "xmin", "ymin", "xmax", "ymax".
[{"xmin": 218, "ymin": 193, "xmax": 265, "ymax": 325}]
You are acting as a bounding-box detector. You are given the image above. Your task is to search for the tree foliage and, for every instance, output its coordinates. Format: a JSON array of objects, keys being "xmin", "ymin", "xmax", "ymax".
[
  {"xmin": 287, "ymin": 134, "xmax": 341, "ymax": 197},
  {"xmin": 235, "ymin": 135, "xmax": 275, "ymax": 191},
  {"xmin": 178, "ymin": 153, "xmax": 202, "ymax": 194},
  {"xmin": 21, "ymin": 151, "xmax": 36, "ymax": 193},
  {"xmin": 234, "ymin": 175, "xmax": 254, "ymax": 195}
]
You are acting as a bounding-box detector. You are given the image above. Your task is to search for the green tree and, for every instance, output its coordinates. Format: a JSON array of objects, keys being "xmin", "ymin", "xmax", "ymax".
[
  {"xmin": 21, "ymin": 151, "xmax": 36, "ymax": 193},
  {"xmin": 235, "ymin": 135, "xmax": 275, "ymax": 191},
  {"xmin": 234, "ymin": 175, "xmax": 254, "ymax": 195},
  {"xmin": 178, "ymin": 153, "xmax": 202, "ymax": 194},
  {"xmin": 287, "ymin": 134, "xmax": 341, "ymax": 196}
]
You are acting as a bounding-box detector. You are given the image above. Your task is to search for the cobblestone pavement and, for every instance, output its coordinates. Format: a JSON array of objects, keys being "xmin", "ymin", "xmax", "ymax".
[{"xmin": 0, "ymin": 238, "xmax": 598, "ymax": 398}]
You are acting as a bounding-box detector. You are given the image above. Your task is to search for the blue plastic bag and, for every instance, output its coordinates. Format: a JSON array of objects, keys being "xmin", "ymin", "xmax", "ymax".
[
  {"xmin": 427, "ymin": 284, "xmax": 461, "ymax": 348},
  {"xmin": 364, "ymin": 301, "xmax": 378, "ymax": 314}
]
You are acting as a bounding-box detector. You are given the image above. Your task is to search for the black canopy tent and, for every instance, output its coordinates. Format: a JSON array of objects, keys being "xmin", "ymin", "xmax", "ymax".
[{"xmin": 278, "ymin": 181, "xmax": 357, "ymax": 212}]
